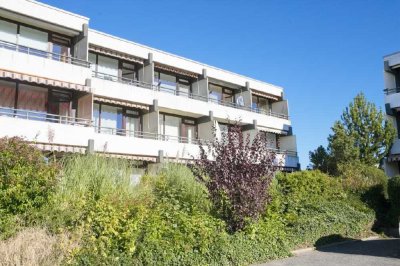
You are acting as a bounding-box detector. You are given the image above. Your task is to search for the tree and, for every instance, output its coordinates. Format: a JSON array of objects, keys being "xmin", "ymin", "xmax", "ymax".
[
  {"xmin": 329, "ymin": 93, "xmax": 395, "ymax": 166},
  {"xmin": 309, "ymin": 145, "xmax": 331, "ymax": 173},
  {"xmin": 194, "ymin": 123, "xmax": 276, "ymax": 233}
]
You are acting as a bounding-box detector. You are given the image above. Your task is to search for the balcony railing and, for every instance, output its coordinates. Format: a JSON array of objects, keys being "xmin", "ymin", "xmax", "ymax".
[
  {"xmin": 95, "ymin": 126, "xmax": 204, "ymax": 145},
  {"xmin": 92, "ymin": 71, "xmax": 289, "ymax": 119},
  {"xmin": 384, "ymin": 88, "xmax": 400, "ymax": 95},
  {"xmin": 0, "ymin": 107, "xmax": 92, "ymax": 126},
  {"xmin": 0, "ymin": 40, "xmax": 91, "ymax": 68}
]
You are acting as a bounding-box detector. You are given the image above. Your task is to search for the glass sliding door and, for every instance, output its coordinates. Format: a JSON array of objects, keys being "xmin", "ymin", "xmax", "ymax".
[
  {"xmin": 50, "ymin": 34, "xmax": 70, "ymax": 62},
  {"xmin": 159, "ymin": 114, "xmax": 181, "ymax": 142},
  {"xmin": 99, "ymin": 104, "xmax": 123, "ymax": 135},
  {"xmin": 177, "ymin": 78, "xmax": 191, "ymax": 97},
  {"xmin": 252, "ymin": 95, "xmax": 270, "ymax": 114},
  {"xmin": 121, "ymin": 62, "xmax": 137, "ymax": 81},
  {"xmin": 125, "ymin": 110, "xmax": 141, "ymax": 137},
  {"xmin": 181, "ymin": 118, "xmax": 197, "ymax": 143}
]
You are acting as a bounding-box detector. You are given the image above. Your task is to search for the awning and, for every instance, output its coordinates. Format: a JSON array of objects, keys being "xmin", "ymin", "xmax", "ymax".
[
  {"xmin": 0, "ymin": 69, "xmax": 89, "ymax": 92},
  {"xmin": 155, "ymin": 63, "xmax": 199, "ymax": 79},
  {"xmin": 94, "ymin": 96, "xmax": 149, "ymax": 110},
  {"xmin": 32, "ymin": 142, "xmax": 87, "ymax": 154},
  {"xmin": 252, "ymin": 90, "xmax": 280, "ymax": 101},
  {"xmin": 97, "ymin": 152, "xmax": 157, "ymax": 162},
  {"xmin": 89, "ymin": 45, "xmax": 144, "ymax": 64},
  {"xmin": 258, "ymin": 126, "xmax": 287, "ymax": 135},
  {"xmin": 388, "ymin": 154, "xmax": 400, "ymax": 162}
]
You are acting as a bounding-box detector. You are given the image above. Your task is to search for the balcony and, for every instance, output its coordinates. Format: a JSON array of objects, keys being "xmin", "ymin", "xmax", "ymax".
[
  {"xmin": 384, "ymin": 87, "xmax": 400, "ymax": 109},
  {"xmin": 91, "ymin": 71, "xmax": 291, "ymax": 131},
  {"xmin": 0, "ymin": 40, "xmax": 91, "ymax": 86}
]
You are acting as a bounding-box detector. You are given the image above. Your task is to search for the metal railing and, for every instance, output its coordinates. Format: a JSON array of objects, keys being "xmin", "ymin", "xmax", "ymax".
[
  {"xmin": 95, "ymin": 126, "xmax": 205, "ymax": 145},
  {"xmin": 0, "ymin": 40, "xmax": 91, "ymax": 68},
  {"xmin": 92, "ymin": 71, "xmax": 289, "ymax": 119},
  {"xmin": 384, "ymin": 88, "xmax": 400, "ymax": 95},
  {"xmin": 0, "ymin": 107, "xmax": 92, "ymax": 126},
  {"xmin": 268, "ymin": 148, "xmax": 298, "ymax": 156}
]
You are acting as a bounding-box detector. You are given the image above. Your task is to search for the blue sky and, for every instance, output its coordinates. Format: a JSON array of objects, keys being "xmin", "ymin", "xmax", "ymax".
[{"xmin": 42, "ymin": 0, "xmax": 400, "ymax": 168}]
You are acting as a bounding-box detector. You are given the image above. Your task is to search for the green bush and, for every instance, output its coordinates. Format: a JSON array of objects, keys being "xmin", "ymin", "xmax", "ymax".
[
  {"xmin": 0, "ymin": 137, "xmax": 57, "ymax": 238},
  {"xmin": 338, "ymin": 162, "xmax": 389, "ymax": 226},
  {"xmin": 268, "ymin": 170, "xmax": 374, "ymax": 249},
  {"xmin": 388, "ymin": 176, "xmax": 400, "ymax": 226}
]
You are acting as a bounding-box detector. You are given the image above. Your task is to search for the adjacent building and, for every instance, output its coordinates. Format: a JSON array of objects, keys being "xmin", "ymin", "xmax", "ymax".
[
  {"xmin": 0, "ymin": 0, "xmax": 299, "ymax": 171},
  {"xmin": 384, "ymin": 51, "xmax": 400, "ymax": 176}
]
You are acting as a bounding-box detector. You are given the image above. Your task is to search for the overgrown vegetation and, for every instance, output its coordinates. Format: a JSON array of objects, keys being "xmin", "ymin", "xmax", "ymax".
[{"xmin": 1, "ymin": 132, "xmax": 397, "ymax": 265}]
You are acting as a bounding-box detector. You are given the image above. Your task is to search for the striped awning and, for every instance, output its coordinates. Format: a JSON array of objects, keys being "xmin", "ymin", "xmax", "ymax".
[
  {"xmin": 258, "ymin": 126, "xmax": 287, "ymax": 135},
  {"xmin": 0, "ymin": 69, "xmax": 89, "ymax": 92},
  {"xmin": 252, "ymin": 90, "xmax": 280, "ymax": 101},
  {"xmin": 32, "ymin": 142, "xmax": 87, "ymax": 154},
  {"xmin": 94, "ymin": 96, "xmax": 149, "ymax": 110},
  {"xmin": 89, "ymin": 45, "xmax": 144, "ymax": 64},
  {"xmin": 97, "ymin": 152, "xmax": 157, "ymax": 162},
  {"xmin": 388, "ymin": 154, "xmax": 400, "ymax": 162},
  {"xmin": 155, "ymin": 63, "xmax": 199, "ymax": 78}
]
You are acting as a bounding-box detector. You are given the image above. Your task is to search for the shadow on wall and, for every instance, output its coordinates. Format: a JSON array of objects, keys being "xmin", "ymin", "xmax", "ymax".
[{"xmin": 315, "ymin": 235, "xmax": 400, "ymax": 259}]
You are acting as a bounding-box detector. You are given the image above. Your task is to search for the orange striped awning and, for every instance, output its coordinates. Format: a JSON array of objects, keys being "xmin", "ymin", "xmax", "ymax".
[
  {"xmin": 0, "ymin": 69, "xmax": 89, "ymax": 92},
  {"xmin": 155, "ymin": 63, "xmax": 199, "ymax": 79},
  {"xmin": 94, "ymin": 96, "xmax": 149, "ymax": 110},
  {"xmin": 89, "ymin": 45, "xmax": 144, "ymax": 64},
  {"xmin": 97, "ymin": 152, "xmax": 157, "ymax": 162},
  {"xmin": 252, "ymin": 90, "xmax": 280, "ymax": 101},
  {"xmin": 32, "ymin": 142, "xmax": 87, "ymax": 154}
]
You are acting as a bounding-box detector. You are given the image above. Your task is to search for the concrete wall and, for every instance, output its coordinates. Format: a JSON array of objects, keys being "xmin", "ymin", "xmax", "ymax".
[
  {"xmin": 192, "ymin": 78, "xmax": 209, "ymax": 100},
  {"xmin": 272, "ymin": 100, "xmax": 289, "ymax": 117},
  {"xmin": 0, "ymin": 48, "xmax": 91, "ymax": 86},
  {"xmin": 0, "ymin": 0, "xmax": 88, "ymax": 33},
  {"xmin": 280, "ymin": 135, "xmax": 297, "ymax": 152}
]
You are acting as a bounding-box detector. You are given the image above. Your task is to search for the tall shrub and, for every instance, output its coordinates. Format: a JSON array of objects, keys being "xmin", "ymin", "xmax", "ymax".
[
  {"xmin": 388, "ymin": 176, "xmax": 400, "ymax": 226},
  {"xmin": 195, "ymin": 124, "xmax": 276, "ymax": 232}
]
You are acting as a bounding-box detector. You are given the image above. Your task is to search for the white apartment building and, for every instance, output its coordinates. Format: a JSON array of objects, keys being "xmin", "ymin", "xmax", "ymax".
[
  {"xmin": 384, "ymin": 51, "xmax": 400, "ymax": 176},
  {"xmin": 0, "ymin": 0, "xmax": 299, "ymax": 171}
]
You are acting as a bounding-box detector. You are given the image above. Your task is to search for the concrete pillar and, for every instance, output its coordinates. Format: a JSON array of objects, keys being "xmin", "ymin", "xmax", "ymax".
[
  {"xmin": 197, "ymin": 111, "xmax": 215, "ymax": 141},
  {"xmin": 139, "ymin": 53, "xmax": 154, "ymax": 85},
  {"xmin": 72, "ymin": 23, "xmax": 89, "ymax": 61},
  {"xmin": 191, "ymin": 68, "xmax": 209, "ymax": 101},
  {"xmin": 242, "ymin": 119, "xmax": 259, "ymax": 142},
  {"xmin": 142, "ymin": 99, "xmax": 159, "ymax": 136},
  {"xmin": 86, "ymin": 139, "xmax": 94, "ymax": 154},
  {"xmin": 235, "ymin": 81, "xmax": 252, "ymax": 108}
]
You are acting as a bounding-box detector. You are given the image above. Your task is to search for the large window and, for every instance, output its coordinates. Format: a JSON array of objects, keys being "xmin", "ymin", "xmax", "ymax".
[
  {"xmin": 154, "ymin": 70, "xmax": 192, "ymax": 96},
  {"xmin": 94, "ymin": 102, "xmax": 142, "ymax": 136},
  {"xmin": 0, "ymin": 20, "xmax": 17, "ymax": 44},
  {"xmin": 0, "ymin": 18, "xmax": 72, "ymax": 58},
  {"xmin": 0, "ymin": 80, "xmax": 16, "ymax": 115},
  {"xmin": 209, "ymin": 83, "xmax": 234, "ymax": 104},
  {"xmin": 159, "ymin": 113, "xmax": 197, "ymax": 142},
  {"xmin": 90, "ymin": 52, "xmax": 139, "ymax": 81},
  {"xmin": 260, "ymin": 131, "xmax": 278, "ymax": 149},
  {"xmin": 252, "ymin": 95, "xmax": 271, "ymax": 113}
]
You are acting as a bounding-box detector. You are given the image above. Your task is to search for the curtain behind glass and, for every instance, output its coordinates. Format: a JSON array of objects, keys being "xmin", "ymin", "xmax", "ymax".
[{"xmin": 97, "ymin": 55, "xmax": 118, "ymax": 77}]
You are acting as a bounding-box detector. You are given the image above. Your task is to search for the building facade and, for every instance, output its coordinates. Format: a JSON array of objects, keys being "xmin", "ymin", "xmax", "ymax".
[
  {"xmin": 384, "ymin": 51, "xmax": 400, "ymax": 176},
  {"xmin": 0, "ymin": 0, "xmax": 299, "ymax": 171}
]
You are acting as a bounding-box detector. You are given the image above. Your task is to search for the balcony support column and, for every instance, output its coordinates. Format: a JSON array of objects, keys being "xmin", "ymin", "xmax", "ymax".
[
  {"xmin": 142, "ymin": 99, "xmax": 159, "ymax": 135},
  {"xmin": 235, "ymin": 81, "xmax": 252, "ymax": 107},
  {"xmin": 192, "ymin": 69, "xmax": 209, "ymax": 101},
  {"xmin": 72, "ymin": 23, "xmax": 89, "ymax": 61},
  {"xmin": 139, "ymin": 53, "xmax": 154, "ymax": 85},
  {"xmin": 242, "ymin": 119, "xmax": 259, "ymax": 142},
  {"xmin": 197, "ymin": 111, "xmax": 214, "ymax": 141}
]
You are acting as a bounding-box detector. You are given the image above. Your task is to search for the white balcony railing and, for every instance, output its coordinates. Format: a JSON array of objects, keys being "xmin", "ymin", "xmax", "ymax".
[
  {"xmin": 0, "ymin": 40, "xmax": 91, "ymax": 68},
  {"xmin": 0, "ymin": 107, "xmax": 92, "ymax": 126}
]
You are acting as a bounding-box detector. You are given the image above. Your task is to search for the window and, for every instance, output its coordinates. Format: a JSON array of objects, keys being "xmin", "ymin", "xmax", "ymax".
[
  {"xmin": 177, "ymin": 78, "xmax": 191, "ymax": 97},
  {"xmin": 19, "ymin": 25, "xmax": 48, "ymax": 52},
  {"xmin": 0, "ymin": 20, "xmax": 17, "ymax": 44},
  {"xmin": 252, "ymin": 95, "xmax": 271, "ymax": 113},
  {"xmin": 89, "ymin": 52, "xmax": 97, "ymax": 72},
  {"xmin": 50, "ymin": 34, "xmax": 70, "ymax": 62},
  {"xmin": 94, "ymin": 103, "xmax": 142, "ymax": 136},
  {"xmin": 159, "ymin": 114, "xmax": 198, "ymax": 142},
  {"xmin": 97, "ymin": 55, "xmax": 119, "ymax": 77},
  {"xmin": 154, "ymin": 70, "xmax": 177, "ymax": 93},
  {"xmin": 209, "ymin": 83, "xmax": 234, "ymax": 104},
  {"xmin": 121, "ymin": 62, "xmax": 137, "ymax": 81},
  {"xmin": 260, "ymin": 131, "xmax": 278, "ymax": 149}
]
